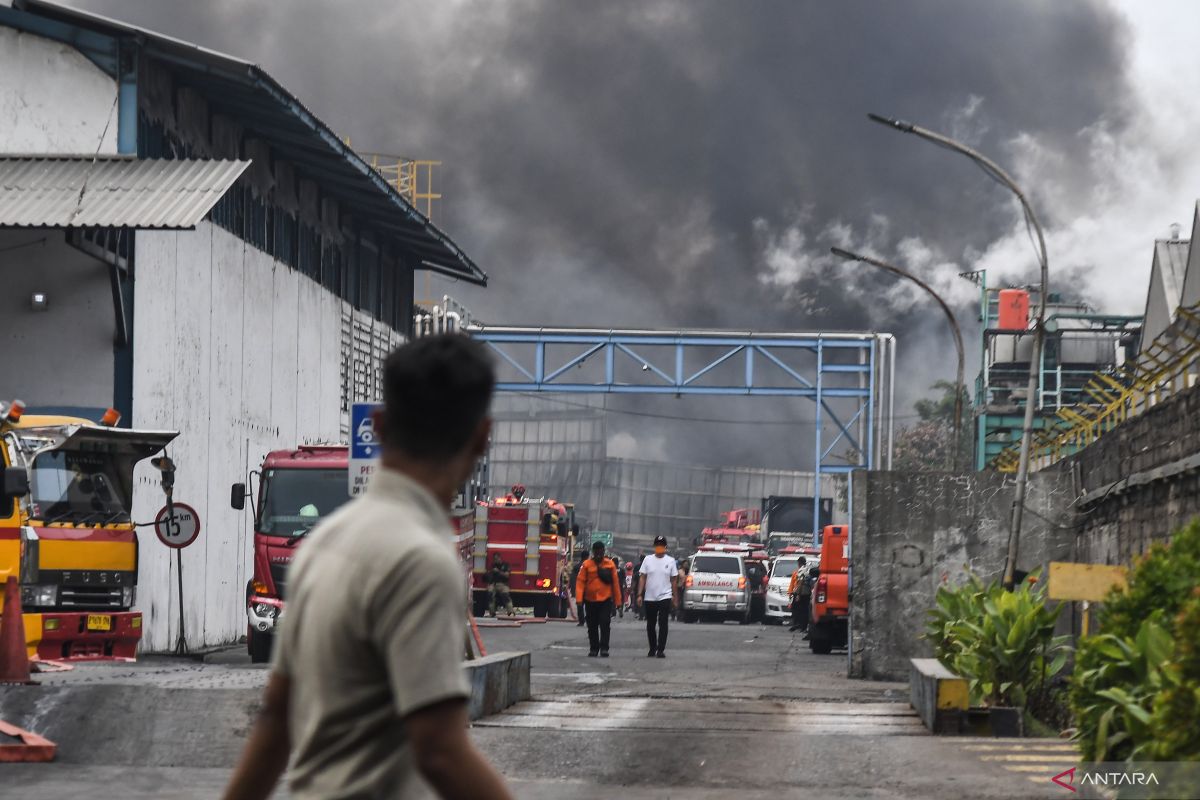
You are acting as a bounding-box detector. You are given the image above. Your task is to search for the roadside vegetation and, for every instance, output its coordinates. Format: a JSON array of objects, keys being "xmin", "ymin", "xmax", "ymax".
[
  {"xmin": 1069, "ymin": 518, "xmax": 1200, "ymax": 762},
  {"xmin": 925, "ymin": 568, "xmax": 1069, "ymax": 712},
  {"xmin": 923, "ymin": 519, "xmax": 1199, "ymax": 764}
]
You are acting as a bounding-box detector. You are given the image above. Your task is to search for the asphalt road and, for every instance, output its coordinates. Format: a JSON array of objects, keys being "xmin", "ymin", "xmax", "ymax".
[{"xmin": 2, "ymin": 615, "xmax": 1079, "ymax": 799}]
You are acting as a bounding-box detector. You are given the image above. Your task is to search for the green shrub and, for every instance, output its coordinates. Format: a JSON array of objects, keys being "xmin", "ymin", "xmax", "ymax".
[
  {"xmin": 924, "ymin": 571, "xmax": 986, "ymax": 666},
  {"xmin": 1145, "ymin": 590, "xmax": 1200, "ymax": 761},
  {"xmin": 1070, "ymin": 620, "xmax": 1174, "ymax": 762},
  {"xmin": 1069, "ymin": 518, "xmax": 1200, "ymax": 763},
  {"xmin": 1100, "ymin": 519, "xmax": 1200, "ymax": 639},
  {"xmin": 926, "ymin": 569, "xmax": 1070, "ymax": 708}
]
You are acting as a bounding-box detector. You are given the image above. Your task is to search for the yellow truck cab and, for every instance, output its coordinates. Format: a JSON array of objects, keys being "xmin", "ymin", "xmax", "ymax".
[{"xmin": 0, "ymin": 400, "xmax": 177, "ymax": 660}]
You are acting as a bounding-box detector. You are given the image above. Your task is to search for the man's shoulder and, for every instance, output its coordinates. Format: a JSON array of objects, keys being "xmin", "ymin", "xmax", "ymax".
[{"xmin": 305, "ymin": 494, "xmax": 451, "ymax": 571}]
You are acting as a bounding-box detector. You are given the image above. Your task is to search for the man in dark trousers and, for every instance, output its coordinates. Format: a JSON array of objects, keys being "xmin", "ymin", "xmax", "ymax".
[
  {"xmin": 637, "ymin": 536, "xmax": 679, "ymax": 657},
  {"xmin": 575, "ymin": 541, "xmax": 621, "ymax": 657},
  {"xmin": 223, "ymin": 334, "xmax": 512, "ymax": 800}
]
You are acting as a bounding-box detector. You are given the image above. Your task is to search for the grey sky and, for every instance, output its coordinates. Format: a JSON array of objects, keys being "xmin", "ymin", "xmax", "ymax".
[{"xmin": 64, "ymin": 0, "xmax": 1200, "ymax": 468}]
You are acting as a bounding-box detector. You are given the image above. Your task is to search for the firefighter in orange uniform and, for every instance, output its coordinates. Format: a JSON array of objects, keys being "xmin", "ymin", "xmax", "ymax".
[{"xmin": 575, "ymin": 541, "xmax": 622, "ymax": 657}]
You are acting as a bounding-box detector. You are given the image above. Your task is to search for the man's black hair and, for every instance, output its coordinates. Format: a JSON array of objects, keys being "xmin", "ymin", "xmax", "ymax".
[
  {"xmin": 382, "ymin": 334, "xmax": 495, "ymax": 460},
  {"xmin": 591, "ymin": 541, "xmax": 605, "ymax": 554}
]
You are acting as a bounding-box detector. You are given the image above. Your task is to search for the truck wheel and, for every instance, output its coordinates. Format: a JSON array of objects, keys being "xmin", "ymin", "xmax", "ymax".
[
  {"xmin": 532, "ymin": 597, "xmax": 548, "ymax": 618},
  {"xmin": 472, "ymin": 592, "xmax": 487, "ymax": 618},
  {"xmin": 681, "ymin": 609, "xmax": 696, "ymax": 624},
  {"xmin": 248, "ymin": 629, "xmax": 274, "ymax": 664},
  {"xmin": 809, "ymin": 627, "xmax": 833, "ymax": 655}
]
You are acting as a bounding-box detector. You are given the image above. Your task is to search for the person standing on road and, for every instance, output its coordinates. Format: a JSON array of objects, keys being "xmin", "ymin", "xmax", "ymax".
[
  {"xmin": 222, "ymin": 334, "xmax": 512, "ymax": 800},
  {"xmin": 788, "ymin": 556, "xmax": 809, "ymax": 633},
  {"xmin": 576, "ymin": 540, "xmax": 621, "ymax": 657},
  {"xmin": 637, "ymin": 536, "xmax": 679, "ymax": 657},
  {"xmin": 487, "ymin": 554, "xmax": 513, "ymax": 618}
]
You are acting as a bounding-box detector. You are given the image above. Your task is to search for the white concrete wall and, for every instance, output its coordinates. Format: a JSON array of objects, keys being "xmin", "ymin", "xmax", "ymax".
[
  {"xmin": 0, "ymin": 230, "xmax": 115, "ymax": 409},
  {"xmin": 0, "ymin": 27, "xmax": 119, "ymax": 154},
  {"xmin": 131, "ymin": 222, "xmax": 354, "ymax": 652}
]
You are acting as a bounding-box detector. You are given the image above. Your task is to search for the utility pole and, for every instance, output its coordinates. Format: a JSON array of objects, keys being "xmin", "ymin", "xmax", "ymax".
[
  {"xmin": 830, "ymin": 247, "xmax": 965, "ymax": 472},
  {"xmin": 867, "ymin": 113, "xmax": 1049, "ymax": 590}
]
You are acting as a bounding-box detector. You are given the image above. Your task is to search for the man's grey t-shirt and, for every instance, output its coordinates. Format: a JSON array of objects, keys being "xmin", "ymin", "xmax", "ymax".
[{"xmin": 272, "ymin": 469, "xmax": 470, "ymax": 799}]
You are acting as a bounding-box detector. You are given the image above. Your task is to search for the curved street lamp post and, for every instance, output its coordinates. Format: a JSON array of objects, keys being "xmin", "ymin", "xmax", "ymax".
[
  {"xmin": 867, "ymin": 112, "xmax": 1049, "ymax": 591},
  {"xmin": 830, "ymin": 247, "xmax": 965, "ymax": 472}
]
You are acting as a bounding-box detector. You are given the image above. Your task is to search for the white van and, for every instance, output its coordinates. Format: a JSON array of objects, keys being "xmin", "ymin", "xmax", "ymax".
[{"xmin": 681, "ymin": 552, "xmax": 750, "ymax": 624}]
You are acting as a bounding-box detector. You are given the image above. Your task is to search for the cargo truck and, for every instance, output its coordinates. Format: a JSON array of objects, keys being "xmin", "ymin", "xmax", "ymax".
[
  {"xmin": 232, "ymin": 445, "xmax": 477, "ymax": 662},
  {"xmin": 0, "ymin": 399, "xmax": 178, "ymax": 660},
  {"xmin": 760, "ymin": 495, "xmax": 833, "ymax": 554},
  {"xmin": 808, "ymin": 524, "xmax": 849, "ymax": 654}
]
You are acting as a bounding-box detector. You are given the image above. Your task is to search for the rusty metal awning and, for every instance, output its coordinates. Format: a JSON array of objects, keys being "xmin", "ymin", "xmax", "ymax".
[{"xmin": 0, "ymin": 156, "xmax": 250, "ymax": 229}]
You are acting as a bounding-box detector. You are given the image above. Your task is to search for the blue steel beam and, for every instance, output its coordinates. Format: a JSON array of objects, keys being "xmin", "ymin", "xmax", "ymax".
[{"xmin": 469, "ymin": 326, "xmax": 892, "ymax": 542}]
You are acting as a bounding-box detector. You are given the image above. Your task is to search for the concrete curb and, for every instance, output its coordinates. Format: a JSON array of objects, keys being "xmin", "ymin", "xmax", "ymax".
[
  {"xmin": 465, "ymin": 651, "xmax": 530, "ymax": 721},
  {"xmin": 910, "ymin": 658, "xmax": 967, "ymax": 734}
]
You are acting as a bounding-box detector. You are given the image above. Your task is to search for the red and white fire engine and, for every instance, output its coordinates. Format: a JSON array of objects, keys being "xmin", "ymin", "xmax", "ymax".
[{"xmin": 471, "ymin": 484, "xmax": 576, "ymax": 618}]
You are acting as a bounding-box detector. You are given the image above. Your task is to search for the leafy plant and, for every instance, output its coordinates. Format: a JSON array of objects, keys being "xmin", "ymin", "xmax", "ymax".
[
  {"xmin": 1070, "ymin": 620, "xmax": 1175, "ymax": 762},
  {"xmin": 926, "ymin": 568, "xmax": 1070, "ymax": 708},
  {"xmin": 1144, "ymin": 589, "xmax": 1200, "ymax": 760},
  {"xmin": 1068, "ymin": 519, "xmax": 1200, "ymax": 763},
  {"xmin": 1100, "ymin": 519, "xmax": 1200, "ymax": 639},
  {"xmin": 924, "ymin": 571, "xmax": 986, "ymax": 665}
]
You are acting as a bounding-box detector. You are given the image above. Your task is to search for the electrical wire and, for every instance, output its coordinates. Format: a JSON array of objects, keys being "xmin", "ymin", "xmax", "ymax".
[{"xmin": 507, "ymin": 391, "xmax": 935, "ymax": 426}]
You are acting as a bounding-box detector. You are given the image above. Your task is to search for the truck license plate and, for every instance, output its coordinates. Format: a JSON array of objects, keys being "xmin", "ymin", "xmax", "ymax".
[
  {"xmin": 86, "ymin": 614, "xmax": 112, "ymax": 631},
  {"xmin": 703, "ymin": 594, "xmax": 725, "ymax": 603}
]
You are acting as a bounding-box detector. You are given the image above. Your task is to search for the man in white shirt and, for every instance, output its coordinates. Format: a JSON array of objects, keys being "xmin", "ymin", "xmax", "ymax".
[{"xmin": 637, "ymin": 535, "xmax": 679, "ymax": 658}]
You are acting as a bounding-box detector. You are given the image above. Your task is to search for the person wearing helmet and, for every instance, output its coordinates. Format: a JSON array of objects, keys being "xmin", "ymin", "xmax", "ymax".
[{"xmin": 637, "ymin": 536, "xmax": 679, "ymax": 658}]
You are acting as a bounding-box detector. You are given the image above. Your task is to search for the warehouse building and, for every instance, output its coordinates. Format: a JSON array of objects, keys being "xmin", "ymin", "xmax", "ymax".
[{"xmin": 0, "ymin": 0, "xmax": 487, "ymax": 650}]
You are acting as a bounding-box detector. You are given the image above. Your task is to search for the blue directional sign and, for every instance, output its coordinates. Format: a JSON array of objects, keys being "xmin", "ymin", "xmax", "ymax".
[{"xmin": 349, "ymin": 402, "xmax": 382, "ymax": 497}]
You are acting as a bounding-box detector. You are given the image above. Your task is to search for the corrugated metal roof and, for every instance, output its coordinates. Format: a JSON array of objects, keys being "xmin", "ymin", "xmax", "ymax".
[
  {"xmin": 0, "ymin": 157, "xmax": 249, "ymax": 228},
  {"xmin": 4, "ymin": 0, "xmax": 489, "ymax": 286}
]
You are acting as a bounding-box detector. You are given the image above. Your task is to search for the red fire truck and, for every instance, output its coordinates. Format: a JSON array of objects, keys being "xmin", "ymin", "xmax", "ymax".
[
  {"xmin": 472, "ymin": 487, "xmax": 575, "ymax": 618},
  {"xmin": 697, "ymin": 508, "xmax": 763, "ymax": 548},
  {"xmin": 231, "ymin": 445, "xmax": 476, "ymax": 662}
]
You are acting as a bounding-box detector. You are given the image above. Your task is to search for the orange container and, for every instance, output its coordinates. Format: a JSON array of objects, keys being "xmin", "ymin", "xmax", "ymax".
[{"xmin": 997, "ymin": 289, "xmax": 1030, "ymax": 331}]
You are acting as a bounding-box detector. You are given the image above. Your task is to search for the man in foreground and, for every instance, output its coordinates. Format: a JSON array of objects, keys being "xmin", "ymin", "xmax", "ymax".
[{"xmin": 223, "ymin": 334, "xmax": 512, "ymax": 800}]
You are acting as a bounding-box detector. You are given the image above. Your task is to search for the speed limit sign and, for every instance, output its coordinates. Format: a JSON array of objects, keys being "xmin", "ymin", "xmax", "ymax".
[{"xmin": 155, "ymin": 502, "xmax": 201, "ymax": 549}]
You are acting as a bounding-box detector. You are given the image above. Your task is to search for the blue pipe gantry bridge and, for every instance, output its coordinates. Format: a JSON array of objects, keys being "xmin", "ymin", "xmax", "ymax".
[{"xmin": 467, "ymin": 326, "xmax": 896, "ymax": 537}]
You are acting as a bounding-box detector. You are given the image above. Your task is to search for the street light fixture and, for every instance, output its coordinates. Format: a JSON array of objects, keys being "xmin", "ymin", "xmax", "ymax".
[
  {"xmin": 830, "ymin": 247, "xmax": 965, "ymax": 472},
  {"xmin": 867, "ymin": 112, "xmax": 1049, "ymax": 591}
]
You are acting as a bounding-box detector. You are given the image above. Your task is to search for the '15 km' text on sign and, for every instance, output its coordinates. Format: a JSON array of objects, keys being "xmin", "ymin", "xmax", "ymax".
[{"xmin": 349, "ymin": 402, "xmax": 383, "ymax": 497}]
